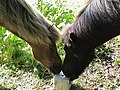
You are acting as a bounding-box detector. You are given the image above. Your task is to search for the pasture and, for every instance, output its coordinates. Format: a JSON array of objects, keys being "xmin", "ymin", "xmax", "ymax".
[{"xmin": 0, "ymin": 0, "xmax": 120, "ymax": 90}]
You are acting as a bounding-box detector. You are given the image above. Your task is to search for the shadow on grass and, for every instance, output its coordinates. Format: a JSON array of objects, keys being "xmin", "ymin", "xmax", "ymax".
[
  {"xmin": 0, "ymin": 88, "xmax": 11, "ymax": 90},
  {"xmin": 0, "ymin": 85, "xmax": 11, "ymax": 90},
  {"xmin": 70, "ymin": 84, "xmax": 85, "ymax": 90}
]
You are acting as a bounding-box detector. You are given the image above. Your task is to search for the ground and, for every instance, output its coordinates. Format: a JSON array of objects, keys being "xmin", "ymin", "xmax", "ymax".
[
  {"xmin": 0, "ymin": 36, "xmax": 119, "ymax": 90},
  {"xmin": 72, "ymin": 36, "xmax": 120, "ymax": 90}
]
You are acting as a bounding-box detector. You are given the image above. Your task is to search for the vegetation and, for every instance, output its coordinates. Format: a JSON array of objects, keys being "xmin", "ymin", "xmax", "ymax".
[{"xmin": 0, "ymin": 0, "xmax": 120, "ymax": 90}]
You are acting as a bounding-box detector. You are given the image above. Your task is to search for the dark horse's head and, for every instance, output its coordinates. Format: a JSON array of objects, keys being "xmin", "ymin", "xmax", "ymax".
[
  {"xmin": 62, "ymin": 24, "xmax": 95, "ymax": 81},
  {"xmin": 62, "ymin": 0, "xmax": 120, "ymax": 81}
]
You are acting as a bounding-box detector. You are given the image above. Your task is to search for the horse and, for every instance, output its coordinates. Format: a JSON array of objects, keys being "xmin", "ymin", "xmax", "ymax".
[
  {"xmin": 62, "ymin": 0, "xmax": 120, "ymax": 81},
  {"xmin": 0, "ymin": 0, "xmax": 62, "ymax": 75}
]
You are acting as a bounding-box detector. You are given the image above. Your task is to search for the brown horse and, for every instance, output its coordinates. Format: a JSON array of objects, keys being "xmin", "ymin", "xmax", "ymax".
[
  {"xmin": 0, "ymin": 0, "xmax": 62, "ymax": 74},
  {"xmin": 62, "ymin": 0, "xmax": 120, "ymax": 81}
]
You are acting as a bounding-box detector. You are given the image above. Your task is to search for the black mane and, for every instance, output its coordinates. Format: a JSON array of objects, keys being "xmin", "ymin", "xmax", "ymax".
[{"xmin": 67, "ymin": 0, "xmax": 120, "ymax": 48}]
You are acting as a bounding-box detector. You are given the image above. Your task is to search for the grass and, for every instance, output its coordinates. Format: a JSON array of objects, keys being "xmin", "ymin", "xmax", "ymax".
[
  {"xmin": 0, "ymin": 66, "xmax": 52, "ymax": 90},
  {"xmin": 0, "ymin": 36, "xmax": 119, "ymax": 90},
  {"xmin": 0, "ymin": 0, "xmax": 119, "ymax": 89}
]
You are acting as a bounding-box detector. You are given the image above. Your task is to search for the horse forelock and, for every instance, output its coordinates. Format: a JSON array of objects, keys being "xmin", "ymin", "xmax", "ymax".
[{"xmin": 0, "ymin": 0, "xmax": 60, "ymax": 46}]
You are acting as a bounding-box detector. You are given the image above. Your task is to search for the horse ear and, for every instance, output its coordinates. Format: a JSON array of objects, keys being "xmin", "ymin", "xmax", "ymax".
[
  {"xmin": 62, "ymin": 32, "xmax": 74, "ymax": 47},
  {"xmin": 67, "ymin": 33, "xmax": 77, "ymax": 48},
  {"xmin": 70, "ymin": 33, "xmax": 77, "ymax": 42}
]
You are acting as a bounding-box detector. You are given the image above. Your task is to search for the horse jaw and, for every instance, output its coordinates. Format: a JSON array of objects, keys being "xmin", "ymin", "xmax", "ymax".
[{"xmin": 53, "ymin": 71, "xmax": 71, "ymax": 90}]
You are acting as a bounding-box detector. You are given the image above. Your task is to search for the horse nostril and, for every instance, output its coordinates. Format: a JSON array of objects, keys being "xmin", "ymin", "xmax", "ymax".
[{"xmin": 62, "ymin": 67, "xmax": 71, "ymax": 78}]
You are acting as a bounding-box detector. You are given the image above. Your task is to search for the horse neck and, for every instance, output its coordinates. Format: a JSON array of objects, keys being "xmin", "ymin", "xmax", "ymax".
[
  {"xmin": 72, "ymin": 0, "xmax": 120, "ymax": 49},
  {"xmin": 0, "ymin": 0, "xmax": 60, "ymax": 46}
]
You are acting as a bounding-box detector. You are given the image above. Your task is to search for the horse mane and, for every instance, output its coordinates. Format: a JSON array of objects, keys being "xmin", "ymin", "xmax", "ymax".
[
  {"xmin": 63, "ymin": 0, "xmax": 120, "ymax": 48},
  {"xmin": 0, "ymin": 0, "xmax": 60, "ymax": 46},
  {"xmin": 62, "ymin": 0, "xmax": 92, "ymax": 47}
]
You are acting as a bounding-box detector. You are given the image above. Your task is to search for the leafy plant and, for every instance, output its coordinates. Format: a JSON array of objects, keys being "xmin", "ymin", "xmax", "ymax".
[
  {"xmin": 95, "ymin": 45, "xmax": 113, "ymax": 61},
  {"xmin": 114, "ymin": 58, "xmax": 120, "ymax": 64},
  {"xmin": 37, "ymin": 0, "xmax": 75, "ymax": 29},
  {"xmin": 0, "ymin": 27, "xmax": 46, "ymax": 78}
]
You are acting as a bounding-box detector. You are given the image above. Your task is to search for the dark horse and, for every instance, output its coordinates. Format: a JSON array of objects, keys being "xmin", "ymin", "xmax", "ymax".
[
  {"xmin": 0, "ymin": 0, "xmax": 62, "ymax": 74},
  {"xmin": 62, "ymin": 0, "xmax": 120, "ymax": 81}
]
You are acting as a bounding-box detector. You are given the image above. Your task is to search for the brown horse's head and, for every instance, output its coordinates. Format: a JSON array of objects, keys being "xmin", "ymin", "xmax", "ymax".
[
  {"xmin": 30, "ymin": 24, "xmax": 62, "ymax": 74},
  {"xmin": 31, "ymin": 42, "xmax": 62, "ymax": 74}
]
